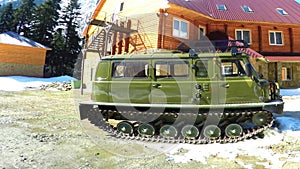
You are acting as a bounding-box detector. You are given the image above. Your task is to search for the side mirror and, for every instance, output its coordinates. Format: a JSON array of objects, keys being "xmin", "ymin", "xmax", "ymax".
[{"xmin": 192, "ymin": 64, "xmax": 198, "ymax": 70}]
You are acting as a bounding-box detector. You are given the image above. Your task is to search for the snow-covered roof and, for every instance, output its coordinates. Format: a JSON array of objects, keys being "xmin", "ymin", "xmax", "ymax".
[{"xmin": 0, "ymin": 31, "xmax": 50, "ymax": 49}]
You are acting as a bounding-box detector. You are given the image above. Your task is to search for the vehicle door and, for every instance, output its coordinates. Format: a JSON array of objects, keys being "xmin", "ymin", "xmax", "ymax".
[
  {"xmin": 219, "ymin": 58, "xmax": 260, "ymax": 104},
  {"xmin": 110, "ymin": 59, "xmax": 152, "ymax": 104},
  {"xmin": 151, "ymin": 59, "xmax": 193, "ymax": 104},
  {"xmin": 192, "ymin": 57, "xmax": 217, "ymax": 105}
]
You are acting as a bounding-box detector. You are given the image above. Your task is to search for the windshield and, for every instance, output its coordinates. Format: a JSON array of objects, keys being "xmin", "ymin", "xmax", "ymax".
[{"xmin": 221, "ymin": 59, "xmax": 247, "ymax": 77}]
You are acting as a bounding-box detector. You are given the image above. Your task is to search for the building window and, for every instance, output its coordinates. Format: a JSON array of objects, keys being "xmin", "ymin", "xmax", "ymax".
[
  {"xmin": 217, "ymin": 4, "xmax": 227, "ymax": 11},
  {"xmin": 241, "ymin": 5, "xmax": 253, "ymax": 13},
  {"xmin": 269, "ymin": 31, "xmax": 283, "ymax": 45},
  {"xmin": 276, "ymin": 8, "xmax": 288, "ymax": 15},
  {"xmin": 236, "ymin": 29, "xmax": 251, "ymax": 44},
  {"xmin": 120, "ymin": 2, "xmax": 124, "ymax": 12},
  {"xmin": 282, "ymin": 67, "xmax": 292, "ymax": 81},
  {"xmin": 199, "ymin": 27, "xmax": 205, "ymax": 39},
  {"xmin": 173, "ymin": 19, "xmax": 188, "ymax": 39}
]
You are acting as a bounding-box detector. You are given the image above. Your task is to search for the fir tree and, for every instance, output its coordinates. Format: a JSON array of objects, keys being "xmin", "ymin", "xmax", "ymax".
[
  {"xmin": 46, "ymin": 28, "xmax": 65, "ymax": 76},
  {"xmin": 30, "ymin": 0, "xmax": 61, "ymax": 47},
  {"xmin": 55, "ymin": 0, "xmax": 82, "ymax": 76},
  {"xmin": 0, "ymin": 3, "xmax": 15, "ymax": 33},
  {"xmin": 13, "ymin": 0, "xmax": 36, "ymax": 36}
]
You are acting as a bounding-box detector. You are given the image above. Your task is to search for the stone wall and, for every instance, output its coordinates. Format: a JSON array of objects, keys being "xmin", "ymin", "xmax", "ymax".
[
  {"xmin": 252, "ymin": 58, "xmax": 300, "ymax": 88},
  {"xmin": 0, "ymin": 62, "xmax": 44, "ymax": 77}
]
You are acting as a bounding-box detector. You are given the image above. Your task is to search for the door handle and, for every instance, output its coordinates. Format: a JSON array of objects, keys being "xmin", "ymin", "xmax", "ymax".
[
  {"xmin": 152, "ymin": 84, "xmax": 162, "ymax": 88},
  {"xmin": 221, "ymin": 83, "xmax": 230, "ymax": 88}
]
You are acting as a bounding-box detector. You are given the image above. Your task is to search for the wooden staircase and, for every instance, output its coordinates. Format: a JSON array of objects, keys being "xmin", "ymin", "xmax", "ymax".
[
  {"xmin": 87, "ymin": 25, "xmax": 114, "ymax": 56},
  {"xmin": 86, "ymin": 16, "xmax": 152, "ymax": 57}
]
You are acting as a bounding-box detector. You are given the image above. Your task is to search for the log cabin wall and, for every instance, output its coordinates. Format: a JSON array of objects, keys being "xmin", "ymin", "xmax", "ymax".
[
  {"xmin": 0, "ymin": 44, "xmax": 46, "ymax": 65},
  {"xmin": 197, "ymin": 22, "xmax": 300, "ymax": 54},
  {"xmin": 0, "ymin": 44, "xmax": 46, "ymax": 77}
]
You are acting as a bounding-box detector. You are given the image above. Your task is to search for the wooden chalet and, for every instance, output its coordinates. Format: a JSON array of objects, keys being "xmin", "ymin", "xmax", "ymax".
[
  {"xmin": 82, "ymin": 0, "xmax": 300, "ymax": 89},
  {"xmin": 0, "ymin": 31, "xmax": 51, "ymax": 77}
]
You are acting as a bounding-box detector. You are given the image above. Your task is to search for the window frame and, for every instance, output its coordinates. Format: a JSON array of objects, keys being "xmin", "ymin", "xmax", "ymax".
[
  {"xmin": 281, "ymin": 67, "xmax": 292, "ymax": 81},
  {"xmin": 235, "ymin": 29, "xmax": 251, "ymax": 45},
  {"xmin": 276, "ymin": 8, "xmax": 288, "ymax": 15},
  {"xmin": 120, "ymin": 2, "xmax": 124, "ymax": 12},
  {"xmin": 173, "ymin": 18, "xmax": 189, "ymax": 39},
  {"xmin": 155, "ymin": 61, "xmax": 190, "ymax": 78},
  {"xmin": 269, "ymin": 31, "xmax": 284, "ymax": 46},
  {"xmin": 195, "ymin": 60, "xmax": 208, "ymax": 78},
  {"xmin": 241, "ymin": 5, "xmax": 253, "ymax": 13},
  {"xmin": 112, "ymin": 61, "xmax": 149, "ymax": 78},
  {"xmin": 198, "ymin": 26, "xmax": 206, "ymax": 40},
  {"xmin": 221, "ymin": 59, "xmax": 247, "ymax": 77},
  {"xmin": 217, "ymin": 4, "xmax": 227, "ymax": 11}
]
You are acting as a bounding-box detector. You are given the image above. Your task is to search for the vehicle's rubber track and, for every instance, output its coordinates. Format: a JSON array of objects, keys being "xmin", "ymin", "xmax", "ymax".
[{"xmin": 85, "ymin": 108, "xmax": 274, "ymax": 144}]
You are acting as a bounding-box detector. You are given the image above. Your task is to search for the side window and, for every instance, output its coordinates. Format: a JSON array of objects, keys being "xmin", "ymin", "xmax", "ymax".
[
  {"xmin": 221, "ymin": 60, "xmax": 246, "ymax": 77},
  {"xmin": 113, "ymin": 62, "xmax": 125, "ymax": 77},
  {"xmin": 112, "ymin": 61, "xmax": 148, "ymax": 78},
  {"xmin": 195, "ymin": 60, "xmax": 208, "ymax": 77},
  {"xmin": 155, "ymin": 61, "xmax": 189, "ymax": 78},
  {"xmin": 155, "ymin": 63, "xmax": 171, "ymax": 77},
  {"xmin": 174, "ymin": 63, "xmax": 189, "ymax": 77}
]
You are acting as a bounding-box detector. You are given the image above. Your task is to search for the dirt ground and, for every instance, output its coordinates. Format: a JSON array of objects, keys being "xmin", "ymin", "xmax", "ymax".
[{"xmin": 1, "ymin": 90, "xmax": 300, "ymax": 169}]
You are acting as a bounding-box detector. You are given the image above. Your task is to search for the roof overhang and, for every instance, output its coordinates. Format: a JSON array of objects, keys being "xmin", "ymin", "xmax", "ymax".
[
  {"xmin": 0, "ymin": 43, "xmax": 51, "ymax": 51},
  {"xmin": 265, "ymin": 56, "xmax": 300, "ymax": 62}
]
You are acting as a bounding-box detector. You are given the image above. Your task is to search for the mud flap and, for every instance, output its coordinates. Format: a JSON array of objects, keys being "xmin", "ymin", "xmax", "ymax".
[
  {"xmin": 79, "ymin": 104, "xmax": 94, "ymax": 120},
  {"xmin": 263, "ymin": 102, "xmax": 284, "ymax": 114}
]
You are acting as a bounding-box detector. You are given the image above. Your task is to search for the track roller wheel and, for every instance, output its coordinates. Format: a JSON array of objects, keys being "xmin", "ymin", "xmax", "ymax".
[
  {"xmin": 203, "ymin": 125, "xmax": 221, "ymax": 138},
  {"xmin": 117, "ymin": 121, "xmax": 134, "ymax": 135},
  {"xmin": 159, "ymin": 125, "xmax": 177, "ymax": 138},
  {"xmin": 252, "ymin": 112, "xmax": 268, "ymax": 126},
  {"xmin": 181, "ymin": 125, "xmax": 199, "ymax": 138},
  {"xmin": 225, "ymin": 124, "xmax": 243, "ymax": 137},
  {"xmin": 138, "ymin": 123, "xmax": 155, "ymax": 136}
]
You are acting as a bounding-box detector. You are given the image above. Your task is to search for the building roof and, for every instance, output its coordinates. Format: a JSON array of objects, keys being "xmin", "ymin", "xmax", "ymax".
[
  {"xmin": 0, "ymin": 31, "xmax": 50, "ymax": 49},
  {"xmin": 265, "ymin": 56, "xmax": 300, "ymax": 62},
  {"xmin": 169, "ymin": 0, "xmax": 300, "ymax": 24}
]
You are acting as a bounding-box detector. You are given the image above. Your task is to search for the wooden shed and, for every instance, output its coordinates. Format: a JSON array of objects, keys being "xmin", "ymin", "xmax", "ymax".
[{"xmin": 0, "ymin": 31, "xmax": 51, "ymax": 77}]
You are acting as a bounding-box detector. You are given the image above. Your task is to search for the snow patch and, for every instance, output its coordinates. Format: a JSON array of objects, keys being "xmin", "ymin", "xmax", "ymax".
[
  {"xmin": 281, "ymin": 88, "xmax": 300, "ymax": 96},
  {"xmin": 0, "ymin": 76, "xmax": 76, "ymax": 91}
]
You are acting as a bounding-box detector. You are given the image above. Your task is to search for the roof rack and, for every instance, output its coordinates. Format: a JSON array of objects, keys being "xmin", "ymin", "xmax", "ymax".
[{"xmin": 176, "ymin": 40, "xmax": 249, "ymax": 57}]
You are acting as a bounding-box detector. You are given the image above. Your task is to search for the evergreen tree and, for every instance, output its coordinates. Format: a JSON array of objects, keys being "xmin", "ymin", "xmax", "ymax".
[
  {"xmin": 30, "ymin": 0, "xmax": 61, "ymax": 47},
  {"xmin": 0, "ymin": 3, "xmax": 15, "ymax": 33},
  {"xmin": 46, "ymin": 28, "xmax": 65, "ymax": 76},
  {"xmin": 53, "ymin": 0, "xmax": 81, "ymax": 76},
  {"xmin": 13, "ymin": 0, "xmax": 36, "ymax": 36}
]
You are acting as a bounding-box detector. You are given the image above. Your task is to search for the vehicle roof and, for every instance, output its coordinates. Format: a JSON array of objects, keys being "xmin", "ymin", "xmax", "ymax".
[{"xmin": 101, "ymin": 51, "xmax": 248, "ymax": 60}]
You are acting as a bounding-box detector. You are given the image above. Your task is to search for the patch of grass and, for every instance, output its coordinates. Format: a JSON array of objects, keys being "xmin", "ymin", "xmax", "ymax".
[
  {"xmin": 30, "ymin": 127, "xmax": 48, "ymax": 133},
  {"xmin": 24, "ymin": 118, "xmax": 44, "ymax": 124},
  {"xmin": 235, "ymin": 155, "xmax": 268, "ymax": 169}
]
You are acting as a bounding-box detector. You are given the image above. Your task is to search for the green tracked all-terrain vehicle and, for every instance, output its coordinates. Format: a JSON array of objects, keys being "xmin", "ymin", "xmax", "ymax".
[{"xmin": 79, "ymin": 40, "xmax": 284, "ymax": 144}]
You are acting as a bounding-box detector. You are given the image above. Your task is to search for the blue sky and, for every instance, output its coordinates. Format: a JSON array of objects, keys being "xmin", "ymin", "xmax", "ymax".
[{"xmin": 296, "ymin": 0, "xmax": 300, "ymax": 3}]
